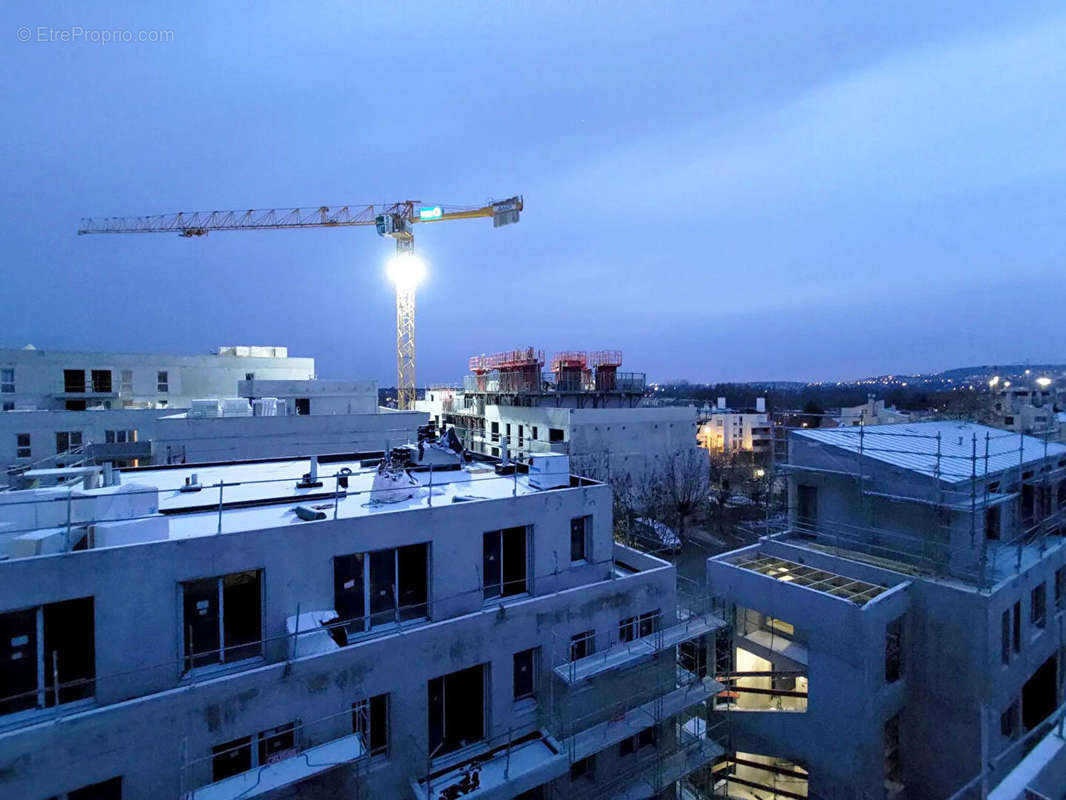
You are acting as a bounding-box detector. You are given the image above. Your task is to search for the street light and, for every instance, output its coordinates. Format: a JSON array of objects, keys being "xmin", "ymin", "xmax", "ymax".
[{"xmin": 1036, "ymin": 377, "xmax": 1053, "ymax": 388}]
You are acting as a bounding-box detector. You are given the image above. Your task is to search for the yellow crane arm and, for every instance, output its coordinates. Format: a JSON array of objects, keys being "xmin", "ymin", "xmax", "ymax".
[{"xmin": 77, "ymin": 197, "xmax": 522, "ymax": 237}]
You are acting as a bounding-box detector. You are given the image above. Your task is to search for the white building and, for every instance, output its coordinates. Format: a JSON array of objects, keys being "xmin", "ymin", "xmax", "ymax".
[
  {"xmin": 0, "ymin": 450, "xmax": 725, "ymax": 799},
  {"xmin": 236, "ymin": 379, "xmax": 378, "ymax": 416},
  {"xmin": 835, "ymin": 394, "xmax": 910, "ymax": 427},
  {"xmin": 0, "ymin": 345, "xmax": 313, "ymax": 412},
  {"xmin": 417, "ymin": 349, "xmax": 700, "ymax": 484},
  {"xmin": 992, "ymin": 383, "xmax": 1062, "ymax": 440},
  {"xmin": 0, "ymin": 383, "xmax": 424, "ymax": 474},
  {"xmin": 697, "ymin": 397, "xmax": 772, "ymax": 457}
]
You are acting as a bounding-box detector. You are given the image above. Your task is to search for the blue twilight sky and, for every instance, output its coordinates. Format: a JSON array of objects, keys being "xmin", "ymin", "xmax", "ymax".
[{"xmin": 2, "ymin": 2, "xmax": 1065, "ymax": 384}]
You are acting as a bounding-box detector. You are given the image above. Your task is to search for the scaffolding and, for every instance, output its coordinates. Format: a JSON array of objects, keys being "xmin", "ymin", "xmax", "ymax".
[
  {"xmin": 759, "ymin": 417, "xmax": 1066, "ymax": 589},
  {"xmin": 543, "ymin": 575, "xmax": 729, "ymax": 799}
]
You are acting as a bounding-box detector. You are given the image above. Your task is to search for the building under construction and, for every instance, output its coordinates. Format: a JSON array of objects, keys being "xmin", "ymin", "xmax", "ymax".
[
  {"xmin": 703, "ymin": 420, "xmax": 1066, "ymax": 799},
  {"xmin": 418, "ymin": 348, "xmax": 699, "ymax": 483},
  {"xmin": 0, "ymin": 443, "xmax": 726, "ymax": 799}
]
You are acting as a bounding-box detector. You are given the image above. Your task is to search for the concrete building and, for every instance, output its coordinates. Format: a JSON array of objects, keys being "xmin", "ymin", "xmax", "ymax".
[
  {"xmin": 707, "ymin": 422, "xmax": 1066, "ymax": 799},
  {"xmin": 991, "ymin": 382, "xmax": 1062, "ymax": 440},
  {"xmin": 988, "ymin": 703, "xmax": 1066, "ymax": 799},
  {"xmin": 0, "ymin": 449, "xmax": 726, "ymax": 799},
  {"xmin": 0, "ymin": 394, "xmax": 424, "ymax": 475},
  {"xmin": 696, "ymin": 398, "xmax": 772, "ymax": 458},
  {"xmin": 416, "ymin": 348, "xmax": 700, "ymax": 484},
  {"xmin": 0, "ymin": 345, "xmax": 313, "ymax": 412},
  {"xmin": 834, "ymin": 395, "xmax": 910, "ymax": 427},
  {"xmin": 236, "ymin": 379, "xmax": 378, "ymax": 416}
]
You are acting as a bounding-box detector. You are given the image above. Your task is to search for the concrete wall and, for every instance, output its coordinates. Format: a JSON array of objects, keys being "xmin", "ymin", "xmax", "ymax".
[
  {"xmin": 708, "ymin": 542, "xmax": 909, "ymax": 800},
  {"xmin": 237, "ymin": 379, "xmax": 378, "ymax": 416},
  {"xmin": 0, "ymin": 409, "xmax": 426, "ymax": 473},
  {"xmin": 148, "ymin": 410, "xmax": 425, "ymax": 464},
  {"xmin": 0, "ymin": 347, "xmax": 314, "ymax": 411},
  {"xmin": 0, "ymin": 482, "xmax": 690, "ymax": 798}
]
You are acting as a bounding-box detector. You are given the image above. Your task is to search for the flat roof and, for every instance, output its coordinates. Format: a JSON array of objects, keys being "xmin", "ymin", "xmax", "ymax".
[
  {"xmin": 2, "ymin": 454, "xmax": 577, "ymax": 546},
  {"xmin": 794, "ymin": 421, "xmax": 1066, "ymax": 483},
  {"xmin": 151, "ymin": 459, "xmax": 553, "ymax": 539},
  {"xmin": 727, "ymin": 552, "xmax": 888, "ymax": 606}
]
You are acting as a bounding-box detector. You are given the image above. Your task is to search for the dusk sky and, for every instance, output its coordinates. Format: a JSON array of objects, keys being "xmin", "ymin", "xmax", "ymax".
[{"xmin": 3, "ymin": 2, "xmax": 1065, "ymax": 384}]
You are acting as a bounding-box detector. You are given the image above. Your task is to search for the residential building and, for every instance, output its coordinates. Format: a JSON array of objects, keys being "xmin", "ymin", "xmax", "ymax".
[
  {"xmin": 417, "ymin": 348, "xmax": 700, "ymax": 483},
  {"xmin": 696, "ymin": 397, "xmax": 772, "ymax": 458},
  {"xmin": 992, "ymin": 383, "xmax": 1062, "ymax": 440},
  {"xmin": 835, "ymin": 394, "xmax": 910, "ymax": 427},
  {"xmin": 0, "ymin": 448, "xmax": 725, "ymax": 799},
  {"xmin": 0, "ymin": 386, "xmax": 424, "ymax": 474},
  {"xmin": 988, "ymin": 703, "xmax": 1066, "ymax": 799},
  {"xmin": 0, "ymin": 345, "xmax": 312, "ymax": 412},
  {"xmin": 707, "ymin": 422, "xmax": 1066, "ymax": 799}
]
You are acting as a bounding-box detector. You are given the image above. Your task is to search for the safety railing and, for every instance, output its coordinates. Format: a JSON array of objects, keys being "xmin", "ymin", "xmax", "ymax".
[
  {"xmin": 0, "ymin": 462, "xmax": 588, "ymax": 559},
  {"xmin": 178, "ymin": 700, "xmax": 372, "ymax": 798},
  {"xmin": 0, "ymin": 543, "xmax": 629, "ymax": 733}
]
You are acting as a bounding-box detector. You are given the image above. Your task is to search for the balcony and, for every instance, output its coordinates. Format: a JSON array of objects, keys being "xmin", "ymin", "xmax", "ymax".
[
  {"xmin": 411, "ymin": 730, "xmax": 567, "ymax": 800},
  {"xmin": 554, "ymin": 612, "xmax": 724, "ymax": 685},
  {"xmin": 564, "ymin": 679, "xmax": 722, "ymax": 763},
  {"xmin": 186, "ymin": 731, "xmax": 366, "ymax": 800}
]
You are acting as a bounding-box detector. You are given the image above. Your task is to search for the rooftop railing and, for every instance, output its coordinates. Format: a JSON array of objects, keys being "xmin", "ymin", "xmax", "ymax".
[{"xmin": 0, "ymin": 461, "xmax": 588, "ymax": 559}]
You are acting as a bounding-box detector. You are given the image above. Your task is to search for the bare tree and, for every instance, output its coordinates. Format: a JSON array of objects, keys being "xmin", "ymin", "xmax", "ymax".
[{"xmin": 647, "ymin": 447, "xmax": 710, "ymax": 541}]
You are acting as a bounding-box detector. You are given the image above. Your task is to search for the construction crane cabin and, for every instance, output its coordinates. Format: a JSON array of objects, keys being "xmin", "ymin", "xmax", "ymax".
[{"xmin": 78, "ymin": 196, "xmax": 524, "ymax": 409}]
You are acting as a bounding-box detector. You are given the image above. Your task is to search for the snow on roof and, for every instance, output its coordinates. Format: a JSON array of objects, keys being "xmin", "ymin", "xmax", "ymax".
[{"xmin": 794, "ymin": 421, "xmax": 1066, "ymax": 483}]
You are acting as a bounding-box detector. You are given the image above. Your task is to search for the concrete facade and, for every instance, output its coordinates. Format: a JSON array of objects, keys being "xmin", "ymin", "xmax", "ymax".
[
  {"xmin": 0, "ymin": 407, "xmax": 425, "ymax": 474},
  {"xmin": 418, "ymin": 390, "xmax": 700, "ymax": 485},
  {"xmin": 707, "ymin": 422, "xmax": 1066, "ymax": 799},
  {"xmin": 0, "ymin": 345, "xmax": 313, "ymax": 412},
  {"xmin": 0, "ymin": 455, "xmax": 724, "ymax": 799},
  {"xmin": 237, "ymin": 379, "xmax": 378, "ymax": 416}
]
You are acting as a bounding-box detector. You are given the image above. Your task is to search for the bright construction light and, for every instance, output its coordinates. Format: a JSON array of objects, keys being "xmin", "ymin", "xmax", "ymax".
[
  {"xmin": 989, "ymin": 376, "xmax": 1000, "ymax": 387},
  {"xmin": 1036, "ymin": 377, "xmax": 1053, "ymax": 388},
  {"xmin": 754, "ymin": 468, "xmax": 765, "ymax": 478},
  {"xmin": 386, "ymin": 253, "xmax": 426, "ymax": 288}
]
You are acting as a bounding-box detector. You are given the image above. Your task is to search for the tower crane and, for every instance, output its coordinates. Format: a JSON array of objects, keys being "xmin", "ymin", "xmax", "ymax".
[{"xmin": 78, "ymin": 196, "xmax": 523, "ymax": 409}]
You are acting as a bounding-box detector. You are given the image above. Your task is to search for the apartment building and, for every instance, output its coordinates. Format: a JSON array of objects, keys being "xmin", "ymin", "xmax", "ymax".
[
  {"xmin": 834, "ymin": 395, "xmax": 910, "ymax": 427},
  {"xmin": 0, "ymin": 345, "xmax": 313, "ymax": 412},
  {"xmin": 991, "ymin": 383, "xmax": 1062, "ymax": 440},
  {"xmin": 417, "ymin": 348, "xmax": 700, "ymax": 484},
  {"xmin": 696, "ymin": 398, "xmax": 772, "ymax": 458},
  {"xmin": 0, "ymin": 449, "xmax": 725, "ymax": 799},
  {"xmin": 0, "ymin": 377, "xmax": 424, "ymax": 474},
  {"xmin": 707, "ymin": 422, "xmax": 1066, "ymax": 799}
]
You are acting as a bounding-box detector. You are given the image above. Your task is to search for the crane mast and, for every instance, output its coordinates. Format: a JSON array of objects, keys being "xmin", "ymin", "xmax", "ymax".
[{"xmin": 78, "ymin": 196, "xmax": 523, "ymax": 409}]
